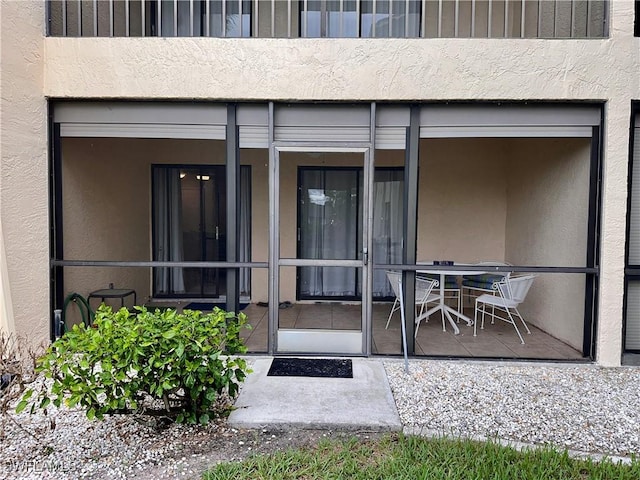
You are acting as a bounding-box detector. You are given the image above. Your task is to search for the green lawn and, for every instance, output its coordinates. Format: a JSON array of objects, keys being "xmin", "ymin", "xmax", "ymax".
[{"xmin": 204, "ymin": 434, "xmax": 639, "ymax": 480}]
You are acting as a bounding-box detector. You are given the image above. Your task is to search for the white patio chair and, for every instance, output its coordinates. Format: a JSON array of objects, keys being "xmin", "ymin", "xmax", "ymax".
[
  {"xmin": 462, "ymin": 261, "xmax": 511, "ymax": 309},
  {"xmin": 474, "ymin": 274, "xmax": 536, "ymax": 344},
  {"xmin": 385, "ymin": 270, "xmax": 440, "ymax": 334},
  {"xmin": 418, "ymin": 272, "xmax": 462, "ymax": 314}
]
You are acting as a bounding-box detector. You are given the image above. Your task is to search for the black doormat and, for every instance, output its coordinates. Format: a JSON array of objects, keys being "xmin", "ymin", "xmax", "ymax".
[{"xmin": 267, "ymin": 358, "xmax": 353, "ymax": 378}]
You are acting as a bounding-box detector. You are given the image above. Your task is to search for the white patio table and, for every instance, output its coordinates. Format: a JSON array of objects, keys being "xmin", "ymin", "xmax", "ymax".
[{"xmin": 416, "ymin": 263, "xmax": 488, "ymax": 335}]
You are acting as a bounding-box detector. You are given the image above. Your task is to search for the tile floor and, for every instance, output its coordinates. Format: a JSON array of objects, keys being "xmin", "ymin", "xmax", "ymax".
[{"xmin": 239, "ymin": 302, "xmax": 584, "ymax": 360}]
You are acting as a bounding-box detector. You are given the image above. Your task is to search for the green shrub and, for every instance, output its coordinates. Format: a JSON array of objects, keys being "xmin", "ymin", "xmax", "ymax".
[{"xmin": 17, "ymin": 305, "xmax": 251, "ymax": 425}]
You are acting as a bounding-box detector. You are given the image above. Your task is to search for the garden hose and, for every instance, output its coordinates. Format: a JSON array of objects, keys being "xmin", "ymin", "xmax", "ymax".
[{"xmin": 62, "ymin": 293, "xmax": 95, "ymax": 331}]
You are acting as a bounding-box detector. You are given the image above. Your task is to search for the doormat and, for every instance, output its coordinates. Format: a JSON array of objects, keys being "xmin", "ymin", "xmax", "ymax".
[
  {"xmin": 267, "ymin": 358, "xmax": 353, "ymax": 378},
  {"xmin": 184, "ymin": 302, "xmax": 249, "ymax": 311}
]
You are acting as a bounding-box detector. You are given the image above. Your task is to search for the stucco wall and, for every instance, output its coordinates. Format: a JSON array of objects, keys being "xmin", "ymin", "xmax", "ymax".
[
  {"xmin": 505, "ymin": 138, "xmax": 591, "ymax": 350},
  {"xmin": 61, "ymin": 138, "xmax": 271, "ymax": 313},
  {"xmin": 417, "ymin": 138, "xmax": 508, "ymax": 263},
  {"xmin": 0, "ymin": 1, "xmax": 47, "ymax": 342},
  {"xmin": 41, "ymin": 15, "xmax": 635, "ymax": 364},
  {"xmin": 1, "ymin": 2, "xmax": 637, "ymax": 363}
]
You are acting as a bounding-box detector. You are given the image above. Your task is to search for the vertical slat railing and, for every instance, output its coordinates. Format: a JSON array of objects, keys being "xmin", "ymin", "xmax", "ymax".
[
  {"xmin": 252, "ymin": 0, "xmax": 258, "ymax": 37},
  {"xmin": 173, "ymin": 0, "xmax": 178, "ymax": 36},
  {"xmin": 125, "ymin": 0, "xmax": 130, "ymax": 36},
  {"xmin": 221, "ymin": 0, "xmax": 226, "ymax": 36},
  {"xmin": 371, "ymin": 0, "xmax": 377, "ymax": 37},
  {"xmin": 142, "ymin": 0, "xmax": 146, "ymax": 36},
  {"xmin": 93, "ymin": 0, "xmax": 98, "ymax": 35},
  {"xmin": 454, "ymin": 0, "xmax": 459, "ymax": 37},
  {"xmin": 503, "ymin": 0, "xmax": 509, "ymax": 37},
  {"xmin": 50, "ymin": 0, "xmax": 609, "ymax": 39},
  {"xmin": 205, "ymin": 0, "xmax": 210, "ymax": 36},
  {"xmin": 405, "ymin": 0, "xmax": 410, "ymax": 36},
  {"xmin": 301, "ymin": 0, "xmax": 306, "ymax": 37},
  {"xmin": 471, "ymin": 0, "xmax": 476, "ymax": 37},
  {"xmin": 339, "ymin": 0, "xmax": 344, "ymax": 37},
  {"xmin": 109, "ymin": 0, "xmax": 114, "ymax": 36},
  {"xmin": 62, "ymin": 0, "xmax": 68, "ymax": 35},
  {"xmin": 77, "ymin": 0, "xmax": 82, "ymax": 35}
]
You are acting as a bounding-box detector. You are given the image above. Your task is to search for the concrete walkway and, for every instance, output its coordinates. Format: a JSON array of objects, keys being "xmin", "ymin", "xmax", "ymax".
[{"xmin": 228, "ymin": 358, "xmax": 401, "ymax": 431}]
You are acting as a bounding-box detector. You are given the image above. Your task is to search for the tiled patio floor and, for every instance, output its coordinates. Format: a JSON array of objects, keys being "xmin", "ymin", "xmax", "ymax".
[{"xmin": 239, "ymin": 302, "xmax": 584, "ymax": 360}]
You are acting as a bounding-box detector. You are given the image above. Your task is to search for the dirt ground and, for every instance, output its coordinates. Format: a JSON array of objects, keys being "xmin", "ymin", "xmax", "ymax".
[{"xmin": 134, "ymin": 425, "xmax": 387, "ymax": 479}]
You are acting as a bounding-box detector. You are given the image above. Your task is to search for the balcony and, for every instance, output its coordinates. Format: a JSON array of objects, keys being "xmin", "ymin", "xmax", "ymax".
[{"xmin": 47, "ymin": 0, "xmax": 609, "ymax": 38}]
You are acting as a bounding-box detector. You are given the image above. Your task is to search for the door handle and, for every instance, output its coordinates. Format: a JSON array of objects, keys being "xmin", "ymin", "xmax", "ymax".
[
  {"xmin": 215, "ymin": 225, "xmax": 219, "ymax": 240},
  {"xmin": 362, "ymin": 248, "xmax": 368, "ymax": 266}
]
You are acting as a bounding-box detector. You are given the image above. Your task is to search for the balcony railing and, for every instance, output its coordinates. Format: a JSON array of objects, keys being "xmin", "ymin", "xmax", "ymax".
[{"xmin": 47, "ymin": 0, "xmax": 609, "ymax": 38}]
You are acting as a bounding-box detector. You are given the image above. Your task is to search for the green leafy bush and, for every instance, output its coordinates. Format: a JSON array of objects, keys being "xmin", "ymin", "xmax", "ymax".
[{"xmin": 17, "ymin": 305, "xmax": 251, "ymax": 425}]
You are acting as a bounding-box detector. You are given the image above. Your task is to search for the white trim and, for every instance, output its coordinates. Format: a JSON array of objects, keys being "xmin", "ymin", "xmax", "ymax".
[
  {"xmin": 375, "ymin": 126, "xmax": 406, "ymax": 148},
  {"xmin": 275, "ymin": 126, "xmax": 370, "ymax": 143},
  {"xmin": 419, "ymin": 104, "xmax": 600, "ymax": 138},
  {"xmin": 54, "ymin": 102, "xmax": 227, "ymax": 124},
  {"xmin": 60, "ymin": 123, "xmax": 226, "ymax": 139},
  {"xmin": 277, "ymin": 329, "xmax": 363, "ymax": 354},
  {"xmin": 420, "ymin": 125, "xmax": 594, "ymax": 138},
  {"xmin": 239, "ymin": 125, "xmax": 269, "ymax": 148}
]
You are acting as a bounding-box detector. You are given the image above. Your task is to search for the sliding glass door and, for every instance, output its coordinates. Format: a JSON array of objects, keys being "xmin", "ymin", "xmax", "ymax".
[
  {"xmin": 297, "ymin": 167, "xmax": 403, "ymax": 300},
  {"xmin": 152, "ymin": 165, "xmax": 250, "ymax": 298},
  {"xmin": 298, "ymin": 168, "xmax": 363, "ymax": 299}
]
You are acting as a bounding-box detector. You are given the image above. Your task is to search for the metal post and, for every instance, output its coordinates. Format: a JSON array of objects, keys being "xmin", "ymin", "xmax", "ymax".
[
  {"xmin": 398, "ymin": 277, "xmax": 409, "ymax": 373},
  {"xmin": 583, "ymin": 124, "xmax": 602, "ymax": 358},
  {"xmin": 268, "ymin": 102, "xmax": 278, "ymax": 354},
  {"xmin": 50, "ymin": 121, "xmax": 64, "ymax": 342},
  {"xmin": 226, "ymin": 104, "xmax": 240, "ymax": 314},
  {"xmin": 402, "ymin": 106, "xmax": 420, "ymax": 351}
]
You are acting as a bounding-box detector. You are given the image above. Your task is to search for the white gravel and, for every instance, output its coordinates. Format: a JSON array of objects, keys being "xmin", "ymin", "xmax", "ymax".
[
  {"xmin": 384, "ymin": 360, "xmax": 640, "ymax": 458},
  {"xmin": 1, "ymin": 359, "xmax": 639, "ymax": 478}
]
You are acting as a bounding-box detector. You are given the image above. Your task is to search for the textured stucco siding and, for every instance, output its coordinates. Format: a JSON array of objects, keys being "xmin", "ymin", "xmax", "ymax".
[
  {"xmin": 0, "ymin": 1, "xmax": 48, "ymax": 343},
  {"xmin": 0, "ymin": 1, "xmax": 638, "ymax": 364}
]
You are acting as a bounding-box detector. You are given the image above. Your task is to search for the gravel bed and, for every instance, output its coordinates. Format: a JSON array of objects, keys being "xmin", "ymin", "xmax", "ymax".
[
  {"xmin": 2, "ymin": 359, "xmax": 639, "ymax": 478},
  {"xmin": 384, "ymin": 360, "xmax": 640, "ymax": 458}
]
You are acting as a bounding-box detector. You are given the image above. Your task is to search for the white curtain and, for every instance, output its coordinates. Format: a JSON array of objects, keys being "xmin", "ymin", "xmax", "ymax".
[
  {"xmin": 372, "ymin": 170, "xmax": 404, "ymax": 297},
  {"xmin": 299, "ymin": 170, "xmax": 360, "ymax": 297},
  {"xmin": 153, "ymin": 168, "xmax": 185, "ymax": 294},
  {"xmin": 298, "ymin": 168, "xmax": 403, "ymax": 298}
]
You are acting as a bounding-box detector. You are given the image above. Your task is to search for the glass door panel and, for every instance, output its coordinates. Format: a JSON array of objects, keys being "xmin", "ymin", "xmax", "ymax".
[
  {"xmin": 298, "ymin": 168, "xmax": 363, "ymax": 299},
  {"xmin": 201, "ymin": 167, "xmax": 226, "ymax": 297},
  {"xmin": 371, "ymin": 168, "xmax": 404, "ymax": 298},
  {"xmin": 275, "ymin": 148, "xmax": 370, "ymax": 355}
]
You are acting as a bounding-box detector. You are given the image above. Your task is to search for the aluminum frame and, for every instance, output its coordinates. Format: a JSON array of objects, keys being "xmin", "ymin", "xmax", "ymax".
[{"xmin": 269, "ymin": 143, "xmax": 373, "ymax": 356}]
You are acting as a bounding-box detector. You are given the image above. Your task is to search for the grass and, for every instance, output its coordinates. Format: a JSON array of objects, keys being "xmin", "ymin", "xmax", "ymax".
[{"xmin": 203, "ymin": 434, "xmax": 640, "ymax": 480}]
